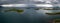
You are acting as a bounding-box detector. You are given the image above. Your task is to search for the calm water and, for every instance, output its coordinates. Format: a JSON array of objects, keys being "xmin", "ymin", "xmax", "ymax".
[{"xmin": 0, "ymin": 7, "xmax": 60, "ymax": 23}]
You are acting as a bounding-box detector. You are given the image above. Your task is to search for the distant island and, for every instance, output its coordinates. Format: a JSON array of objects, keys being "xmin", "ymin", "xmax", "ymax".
[
  {"xmin": 46, "ymin": 12, "xmax": 60, "ymax": 15},
  {"xmin": 4, "ymin": 8, "xmax": 24, "ymax": 14}
]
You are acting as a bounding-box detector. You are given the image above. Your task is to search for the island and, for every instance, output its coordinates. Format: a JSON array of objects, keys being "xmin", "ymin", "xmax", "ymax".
[
  {"xmin": 4, "ymin": 8, "xmax": 24, "ymax": 14},
  {"xmin": 46, "ymin": 12, "xmax": 60, "ymax": 15}
]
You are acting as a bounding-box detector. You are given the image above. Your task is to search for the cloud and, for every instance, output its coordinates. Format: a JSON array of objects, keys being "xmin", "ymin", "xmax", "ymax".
[
  {"xmin": 34, "ymin": 4, "xmax": 53, "ymax": 7},
  {"xmin": 45, "ymin": 1, "xmax": 51, "ymax": 4},
  {"xmin": 33, "ymin": 0, "xmax": 44, "ymax": 2},
  {"xmin": 1, "ymin": 4, "xmax": 27, "ymax": 7},
  {"xmin": 0, "ymin": 0, "xmax": 60, "ymax": 4}
]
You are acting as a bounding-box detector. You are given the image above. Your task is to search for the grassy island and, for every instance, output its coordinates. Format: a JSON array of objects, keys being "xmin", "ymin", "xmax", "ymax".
[
  {"xmin": 4, "ymin": 8, "xmax": 24, "ymax": 14},
  {"xmin": 46, "ymin": 12, "xmax": 60, "ymax": 15}
]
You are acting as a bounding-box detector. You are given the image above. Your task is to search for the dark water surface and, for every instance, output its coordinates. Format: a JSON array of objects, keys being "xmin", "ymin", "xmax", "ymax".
[{"xmin": 0, "ymin": 7, "xmax": 60, "ymax": 23}]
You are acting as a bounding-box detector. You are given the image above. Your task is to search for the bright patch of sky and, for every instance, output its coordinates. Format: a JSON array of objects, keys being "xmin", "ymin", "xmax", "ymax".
[
  {"xmin": 32, "ymin": 0, "xmax": 52, "ymax": 4},
  {"xmin": 1, "ymin": 4, "xmax": 27, "ymax": 7},
  {"xmin": 1, "ymin": 4, "xmax": 53, "ymax": 7},
  {"xmin": 33, "ymin": 0, "xmax": 44, "ymax": 2},
  {"xmin": 34, "ymin": 4, "xmax": 53, "ymax": 7},
  {"xmin": 45, "ymin": 1, "xmax": 51, "ymax": 4}
]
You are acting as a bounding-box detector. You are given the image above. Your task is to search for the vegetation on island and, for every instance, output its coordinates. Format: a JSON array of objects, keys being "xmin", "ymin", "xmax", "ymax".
[
  {"xmin": 46, "ymin": 12, "xmax": 60, "ymax": 15},
  {"xmin": 4, "ymin": 8, "xmax": 24, "ymax": 14}
]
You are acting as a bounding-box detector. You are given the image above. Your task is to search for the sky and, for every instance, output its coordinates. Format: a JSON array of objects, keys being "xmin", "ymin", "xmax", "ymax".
[
  {"xmin": 0, "ymin": 0, "xmax": 60, "ymax": 7},
  {"xmin": 0, "ymin": 0, "xmax": 60, "ymax": 4}
]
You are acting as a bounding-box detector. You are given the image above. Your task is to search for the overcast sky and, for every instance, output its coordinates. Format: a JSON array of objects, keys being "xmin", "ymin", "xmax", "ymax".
[
  {"xmin": 0, "ymin": 0, "xmax": 60, "ymax": 4},
  {"xmin": 1, "ymin": 0, "xmax": 60, "ymax": 7}
]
